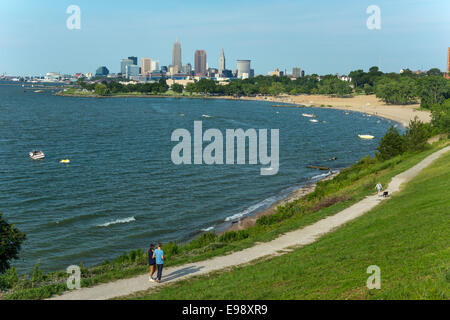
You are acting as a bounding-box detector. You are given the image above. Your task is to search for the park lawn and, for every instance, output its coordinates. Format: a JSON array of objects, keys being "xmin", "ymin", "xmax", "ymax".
[{"xmin": 128, "ymin": 149, "xmax": 450, "ymax": 300}]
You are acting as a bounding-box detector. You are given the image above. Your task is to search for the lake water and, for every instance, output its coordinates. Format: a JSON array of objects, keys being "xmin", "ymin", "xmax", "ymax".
[{"xmin": 0, "ymin": 83, "xmax": 397, "ymax": 273}]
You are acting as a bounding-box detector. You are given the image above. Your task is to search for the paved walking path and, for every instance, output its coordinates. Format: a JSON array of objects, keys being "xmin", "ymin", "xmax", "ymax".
[{"xmin": 50, "ymin": 146, "xmax": 450, "ymax": 300}]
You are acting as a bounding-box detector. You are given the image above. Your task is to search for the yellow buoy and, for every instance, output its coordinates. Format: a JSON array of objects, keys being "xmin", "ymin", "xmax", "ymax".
[{"xmin": 60, "ymin": 159, "xmax": 70, "ymax": 164}]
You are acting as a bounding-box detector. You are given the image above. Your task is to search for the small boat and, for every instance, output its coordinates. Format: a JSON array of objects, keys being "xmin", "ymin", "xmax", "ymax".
[
  {"xmin": 302, "ymin": 113, "xmax": 316, "ymax": 118},
  {"xmin": 29, "ymin": 150, "xmax": 45, "ymax": 160},
  {"xmin": 60, "ymin": 159, "xmax": 70, "ymax": 164},
  {"xmin": 358, "ymin": 134, "xmax": 375, "ymax": 140},
  {"xmin": 310, "ymin": 119, "xmax": 319, "ymax": 123}
]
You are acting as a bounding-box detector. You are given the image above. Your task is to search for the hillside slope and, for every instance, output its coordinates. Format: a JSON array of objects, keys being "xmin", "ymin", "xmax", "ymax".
[{"xmin": 130, "ymin": 150, "xmax": 450, "ymax": 300}]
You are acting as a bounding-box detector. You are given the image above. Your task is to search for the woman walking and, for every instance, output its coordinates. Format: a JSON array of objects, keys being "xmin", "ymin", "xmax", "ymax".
[{"xmin": 148, "ymin": 244, "xmax": 156, "ymax": 282}]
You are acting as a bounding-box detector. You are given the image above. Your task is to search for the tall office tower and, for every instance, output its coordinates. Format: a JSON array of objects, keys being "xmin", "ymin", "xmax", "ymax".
[
  {"xmin": 195, "ymin": 50, "xmax": 207, "ymax": 76},
  {"xmin": 120, "ymin": 58, "xmax": 134, "ymax": 75},
  {"xmin": 128, "ymin": 56, "xmax": 138, "ymax": 65},
  {"xmin": 172, "ymin": 39, "xmax": 182, "ymax": 74},
  {"xmin": 292, "ymin": 67, "xmax": 301, "ymax": 78},
  {"xmin": 151, "ymin": 60, "xmax": 160, "ymax": 72},
  {"xmin": 219, "ymin": 48, "xmax": 226, "ymax": 75},
  {"xmin": 446, "ymin": 47, "xmax": 450, "ymax": 79},
  {"xmin": 141, "ymin": 58, "xmax": 152, "ymax": 75}
]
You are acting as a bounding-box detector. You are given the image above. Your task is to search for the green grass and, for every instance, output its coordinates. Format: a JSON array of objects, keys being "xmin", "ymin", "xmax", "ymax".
[
  {"xmin": 126, "ymin": 149, "xmax": 450, "ymax": 300},
  {"xmin": 2, "ymin": 140, "xmax": 448, "ymax": 299}
]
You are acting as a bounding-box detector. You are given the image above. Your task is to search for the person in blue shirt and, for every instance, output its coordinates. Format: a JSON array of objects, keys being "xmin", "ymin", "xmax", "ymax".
[
  {"xmin": 152, "ymin": 243, "xmax": 165, "ymax": 283},
  {"xmin": 148, "ymin": 244, "xmax": 156, "ymax": 282}
]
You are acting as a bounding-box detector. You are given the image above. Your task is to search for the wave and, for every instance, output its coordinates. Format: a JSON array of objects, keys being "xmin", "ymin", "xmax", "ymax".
[
  {"xmin": 97, "ymin": 216, "xmax": 136, "ymax": 227},
  {"xmin": 225, "ymin": 196, "xmax": 276, "ymax": 222},
  {"xmin": 202, "ymin": 114, "xmax": 212, "ymax": 118}
]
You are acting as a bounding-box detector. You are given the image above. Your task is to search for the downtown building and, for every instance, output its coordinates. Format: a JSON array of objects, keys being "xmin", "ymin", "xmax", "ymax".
[
  {"xmin": 195, "ymin": 50, "xmax": 207, "ymax": 76},
  {"xmin": 141, "ymin": 58, "xmax": 152, "ymax": 76},
  {"xmin": 172, "ymin": 39, "xmax": 182, "ymax": 74}
]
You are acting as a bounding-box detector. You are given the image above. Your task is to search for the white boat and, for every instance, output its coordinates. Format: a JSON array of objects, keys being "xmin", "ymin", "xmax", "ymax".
[
  {"xmin": 29, "ymin": 150, "xmax": 45, "ymax": 160},
  {"xmin": 302, "ymin": 113, "xmax": 316, "ymax": 118},
  {"xmin": 310, "ymin": 119, "xmax": 319, "ymax": 123},
  {"xmin": 358, "ymin": 134, "xmax": 375, "ymax": 140}
]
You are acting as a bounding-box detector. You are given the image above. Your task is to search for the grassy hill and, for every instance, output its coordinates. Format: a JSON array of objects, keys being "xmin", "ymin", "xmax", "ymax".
[{"xmin": 128, "ymin": 149, "xmax": 450, "ymax": 300}]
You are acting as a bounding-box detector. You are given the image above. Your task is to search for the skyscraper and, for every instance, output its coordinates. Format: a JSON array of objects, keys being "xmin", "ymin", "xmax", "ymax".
[
  {"xmin": 219, "ymin": 48, "xmax": 226, "ymax": 75},
  {"xmin": 151, "ymin": 60, "xmax": 160, "ymax": 72},
  {"xmin": 128, "ymin": 56, "xmax": 138, "ymax": 65},
  {"xmin": 195, "ymin": 50, "xmax": 207, "ymax": 76},
  {"xmin": 141, "ymin": 58, "xmax": 152, "ymax": 75},
  {"xmin": 120, "ymin": 58, "xmax": 134, "ymax": 75},
  {"xmin": 172, "ymin": 39, "xmax": 182, "ymax": 74}
]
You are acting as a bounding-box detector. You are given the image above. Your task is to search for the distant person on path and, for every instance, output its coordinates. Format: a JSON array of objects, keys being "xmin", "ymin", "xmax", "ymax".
[
  {"xmin": 148, "ymin": 244, "xmax": 156, "ymax": 282},
  {"xmin": 376, "ymin": 182, "xmax": 383, "ymax": 196},
  {"xmin": 153, "ymin": 243, "xmax": 164, "ymax": 283}
]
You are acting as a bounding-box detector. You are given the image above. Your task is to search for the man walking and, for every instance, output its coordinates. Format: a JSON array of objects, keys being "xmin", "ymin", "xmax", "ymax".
[{"xmin": 153, "ymin": 243, "xmax": 165, "ymax": 283}]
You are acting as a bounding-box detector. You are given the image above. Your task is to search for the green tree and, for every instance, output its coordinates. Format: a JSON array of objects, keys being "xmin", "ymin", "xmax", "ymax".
[
  {"xmin": 0, "ymin": 213, "xmax": 26, "ymax": 274},
  {"xmin": 94, "ymin": 83, "xmax": 109, "ymax": 96},
  {"xmin": 158, "ymin": 78, "xmax": 169, "ymax": 93},
  {"xmin": 185, "ymin": 82, "xmax": 196, "ymax": 95},
  {"xmin": 268, "ymin": 82, "xmax": 284, "ymax": 96},
  {"xmin": 363, "ymin": 83, "xmax": 374, "ymax": 95},
  {"xmin": 426, "ymin": 68, "xmax": 442, "ymax": 77},
  {"xmin": 375, "ymin": 77, "xmax": 417, "ymax": 105},
  {"xmin": 196, "ymin": 79, "xmax": 216, "ymax": 94},
  {"xmin": 171, "ymin": 83, "xmax": 184, "ymax": 94},
  {"xmin": 405, "ymin": 117, "xmax": 429, "ymax": 152},
  {"xmin": 318, "ymin": 77, "xmax": 352, "ymax": 96},
  {"xmin": 376, "ymin": 126, "xmax": 406, "ymax": 160},
  {"xmin": 431, "ymin": 99, "xmax": 450, "ymax": 134},
  {"xmin": 416, "ymin": 76, "xmax": 450, "ymax": 109}
]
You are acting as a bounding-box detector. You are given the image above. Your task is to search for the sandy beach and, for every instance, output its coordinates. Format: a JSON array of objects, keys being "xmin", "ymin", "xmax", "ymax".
[{"xmin": 235, "ymin": 94, "xmax": 431, "ymax": 127}]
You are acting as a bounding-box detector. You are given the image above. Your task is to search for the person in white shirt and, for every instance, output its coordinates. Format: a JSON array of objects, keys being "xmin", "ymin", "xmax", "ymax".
[{"xmin": 376, "ymin": 182, "xmax": 383, "ymax": 196}]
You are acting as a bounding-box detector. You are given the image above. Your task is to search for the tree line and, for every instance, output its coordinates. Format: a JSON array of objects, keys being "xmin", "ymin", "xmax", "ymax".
[{"xmin": 77, "ymin": 67, "xmax": 450, "ymax": 110}]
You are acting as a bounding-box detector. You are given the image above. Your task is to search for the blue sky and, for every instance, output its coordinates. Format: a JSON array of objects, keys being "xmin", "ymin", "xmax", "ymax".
[{"xmin": 1, "ymin": 0, "xmax": 449, "ymax": 76}]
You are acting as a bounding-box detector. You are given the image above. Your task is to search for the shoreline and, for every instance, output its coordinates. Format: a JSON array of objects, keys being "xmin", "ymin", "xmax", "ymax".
[
  {"xmin": 56, "ymin": 90, "xmax": 431, "ymax": 126},
  {"xmin": 219, "ymin": 171, "xmax": 340, "ymax": 235}
]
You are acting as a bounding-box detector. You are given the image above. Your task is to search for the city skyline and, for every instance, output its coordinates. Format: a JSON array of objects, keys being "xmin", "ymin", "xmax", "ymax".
[{"xmin": 0, "ymin": 0, "xmax": 449, "ymax": 75}]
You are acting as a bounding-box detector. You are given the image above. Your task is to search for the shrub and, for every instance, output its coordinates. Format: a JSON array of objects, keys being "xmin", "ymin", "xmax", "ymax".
[
  {"xmin": 163, "ymin": 242, "xmax": 179, "ymax": 256},
  {"xmin": 376, "ymin": 126, "xmax": 406, "ymax": 160},
  {"xmin": 31, "ymin": 261, "xmax": 45, "ymax": 286},
  {"xmin": 0, "ymin": 213, "xmax": 26, "ymax": 274},
  {"xmin": 431, "ymin": 99, "xmax": 450, "ymax": 134},
  {"xmin": 94, "ymin": 83, "xmax": 109, "ymax": 96},
  {"xmin": 405, "ymin": 117, "xmax": 429, "ymax": 152},
  {"xmin": 0, "ymin": 266, "xmax": 19, "ymax": 290}
]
